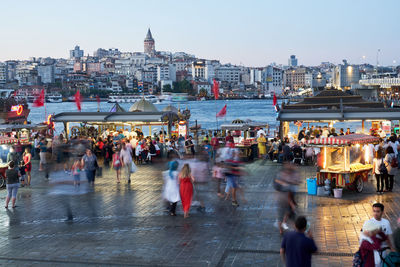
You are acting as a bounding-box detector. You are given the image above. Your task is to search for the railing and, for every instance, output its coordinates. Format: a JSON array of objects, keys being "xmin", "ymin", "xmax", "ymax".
[{"xmin": 359, "ymin": 78, "xmax": 400, "ymax": 87}]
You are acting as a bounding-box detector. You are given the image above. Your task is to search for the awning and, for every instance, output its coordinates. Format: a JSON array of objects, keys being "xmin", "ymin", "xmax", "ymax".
[
  {"xmin": 0, "ymin": 137, "xmax": 29, "ymax": 145},
  {"xmin": 53, "ymin": 112, "xmax": 165, "ymax": 123},
  {"xmin": 305, "ymin": 134, "xmax": 379, "ymax": 146}
]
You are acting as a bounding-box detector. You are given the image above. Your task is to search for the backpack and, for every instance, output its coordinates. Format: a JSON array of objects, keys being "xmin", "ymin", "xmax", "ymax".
[
  {"xmin": 390, "ymin": 155, "xmax": 398, "ymax": 168},
  {"xmin": 379, "ymin": 159, "xmax": 388, "ymax": 174},
  {"xmin": 382, "ymin": 251, "xmax": 400, "ymax": 267},
  {"xmin": 352, "ymin": 250, "xmax": 365, "ymax": 267}
]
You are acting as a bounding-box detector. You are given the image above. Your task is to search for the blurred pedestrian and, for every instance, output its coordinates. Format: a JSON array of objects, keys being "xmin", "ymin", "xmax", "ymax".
[
  {"xmin": 162, "ymin": 161, "xmax": 180, "ymax": 216},
  {"xmin": 23, "ymin": 147, "xmax": 32, "ymax": 186},
  {"xmin": 112, "ymin": 148, "xmax": 122, "ymax": 183},
  {"xmin": 179, "ymin": 163, "xmax": 194, "ymax": 218},
  {"xmin": 71, "ymin": 158, "xmax": 81, "ymax": 186},
  {"xmin": 81, "ymin": 149, "xmax": 97, "ymax": 186},
  {"xmin": 120, "ymin": 142, "xmax": 133, "ymax": 184},
  {"xmin": 5, "ymin": 161, "xmax": 20, "ymax": 209},
  {"xmin": 38, "ymin": 138, "xmax": 47, "ymax": 171},
  {"xmin": 280, "ymin": 216, "xmax": 317, "ymax": 267},
  {"xmin": 359, "ymin": 220, "xmax": 387, "ymax": 267},
  {"xmin": 363, "ymin": 203, "xmax": 394, "ymax": 258}
]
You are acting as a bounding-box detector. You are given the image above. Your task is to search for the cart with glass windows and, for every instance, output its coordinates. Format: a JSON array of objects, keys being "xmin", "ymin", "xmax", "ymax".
[{"xmin": 305, "ymin": 134, "xmax": 380, "ymax": 192}]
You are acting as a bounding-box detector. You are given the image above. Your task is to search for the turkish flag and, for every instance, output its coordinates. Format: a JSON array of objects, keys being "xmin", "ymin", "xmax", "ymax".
[
  {"xmin": 216, "ymin": 104, "xmax": 227, "ymax": 118},
  {"xmin": 33, "ymin": 89, "xmax": 45, "ymax": 107},
  {"xmin": 213, "ymin": 79, "xmax": 219, "ymax": 100},
  {"xmin": 273, "ymin": 92, "xmax": 277, "ymax": 106},
  {"xmin": 75, "ymin": 90, "xmax": 81, "ymax": 111}
]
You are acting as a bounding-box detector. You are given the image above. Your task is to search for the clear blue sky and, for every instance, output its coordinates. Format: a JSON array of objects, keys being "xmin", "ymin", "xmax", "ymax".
[{"xmin": 1, "ymin": 0, "xmax": 399, "ymax": 66}]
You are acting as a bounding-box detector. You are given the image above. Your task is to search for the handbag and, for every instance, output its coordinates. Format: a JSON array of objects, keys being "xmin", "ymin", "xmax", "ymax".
[
  {"xmin": 379, "ymin": 159, "xmax": 388, "ymax": 174},
  {"xmin": 130, "ymin": 161, "xmax": 137, "ymax": 173}
]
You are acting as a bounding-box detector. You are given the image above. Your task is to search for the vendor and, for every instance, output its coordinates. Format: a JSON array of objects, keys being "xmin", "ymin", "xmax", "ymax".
[
  {"xmin": 225, "ymin": 131, "xmax": 234, "ymax": 144},
  {"xmin": 257, "ymin": 133, "xmax": 267, "ymax": 158}
]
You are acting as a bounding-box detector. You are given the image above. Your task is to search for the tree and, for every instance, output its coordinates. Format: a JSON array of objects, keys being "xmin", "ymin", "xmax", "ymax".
[
  {"xmin": 172, "ymin": 80, "xmax": 195, "ymax": 95},
  {"xmin": 198, "ymin": 88, "xmax": 208, "ymax": 97},
  {"xmin": 162, "ymin": 84, "xmax": 173, "ymax": 93}
]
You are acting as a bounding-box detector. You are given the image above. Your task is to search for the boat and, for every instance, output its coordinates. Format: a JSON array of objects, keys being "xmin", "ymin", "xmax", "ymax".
[
  {"xmin": 107, "ymin": 94, "xmax": 159, "ymax": 103},
  {"xmin": 0, "ymin": 89, "xmax": 30, "ymax": 124},
  {"xmin": 47, "ymin": 93, "xmax": 63, "ymax": 103}
]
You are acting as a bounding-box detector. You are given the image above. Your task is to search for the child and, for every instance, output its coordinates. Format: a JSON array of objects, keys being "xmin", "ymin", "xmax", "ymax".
[
  {"xmin": 71, "ymin": 158, "xmax": 81, "ymax": 186},
  {"xmin": 359, "ymin": 220, "xmax": 387, "ymax": 267},
  {"xmin": 19, "ymin": 160, "xmax": 26, "ymax": 187}
]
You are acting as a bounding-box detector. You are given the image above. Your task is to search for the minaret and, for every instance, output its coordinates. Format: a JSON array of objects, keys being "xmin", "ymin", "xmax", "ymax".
[{"xmin": 144, "ymin": 28, "xmax": 155, "ymax": 55}]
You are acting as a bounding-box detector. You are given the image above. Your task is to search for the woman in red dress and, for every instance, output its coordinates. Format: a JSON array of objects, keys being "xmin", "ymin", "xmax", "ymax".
[{"xmin": 179, "ymin": 164, "xmax": 194, "ymax": 218}]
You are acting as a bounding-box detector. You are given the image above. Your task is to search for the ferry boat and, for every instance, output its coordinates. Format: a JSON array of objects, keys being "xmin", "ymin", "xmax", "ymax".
[
  {"xmin": 108, "ymin": 94, "xmax": 159, "ymax": 103},
  {"xmin": 46, "ymin": 93, "xmax": 63, "ymax": 103}
]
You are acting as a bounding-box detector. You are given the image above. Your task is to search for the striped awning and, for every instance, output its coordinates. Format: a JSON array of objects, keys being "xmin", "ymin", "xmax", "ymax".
[
  {"xmin": 306, "ymin": 134, "xmax": 379, "ymax": 146},
  {"xmin": 0, "ymin": 137, "xmax": 29, "ymax": 145}
]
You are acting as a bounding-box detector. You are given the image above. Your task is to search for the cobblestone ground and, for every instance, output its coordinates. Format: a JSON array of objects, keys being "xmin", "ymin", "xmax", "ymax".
[{"xmin": 0, "ymin": 158, "xmax": 399, "ymax": 266}]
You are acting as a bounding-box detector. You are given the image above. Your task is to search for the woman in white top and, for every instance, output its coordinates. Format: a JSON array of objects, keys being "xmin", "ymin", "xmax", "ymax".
[
  {"xmin": 372, "ymin": 148, "xmax": 385, "ymax": 194},
  {"xmin": 384, "ymin": 146, "xmax": 397, "ymax": 192}
]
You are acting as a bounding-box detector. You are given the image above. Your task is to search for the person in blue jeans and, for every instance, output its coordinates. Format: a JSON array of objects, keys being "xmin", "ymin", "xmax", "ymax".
[
  {"xmin": 280, "ymin": 216, "xmax": 317, "ymax": 267},
  {"xmin": 5, "ymin": 161, "xmax": 21, "ymax": 209},
  {"xmin": 81, "ymin": 149, "xmax": 97, "ymax": 186}
]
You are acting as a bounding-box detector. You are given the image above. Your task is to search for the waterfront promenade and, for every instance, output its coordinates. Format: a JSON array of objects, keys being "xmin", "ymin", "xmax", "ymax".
[{"xmin": 0, "ymin": 159, "xmax": 398, "ymax": 266}]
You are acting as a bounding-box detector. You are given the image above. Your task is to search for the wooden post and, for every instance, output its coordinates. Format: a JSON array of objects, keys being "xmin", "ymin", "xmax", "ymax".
[{"xmin": 362, "ymin": 120, "xmax": 365, "ymax": 133}]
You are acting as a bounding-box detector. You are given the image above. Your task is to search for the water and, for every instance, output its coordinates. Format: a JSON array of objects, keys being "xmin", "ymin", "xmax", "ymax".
[
  {"xmin": 28, "ymin": 99, "xmax": 371, "ymax": 136},
  {"xmin": 29, "ymin": 100, "xmax": 281, "ymax": 135}
]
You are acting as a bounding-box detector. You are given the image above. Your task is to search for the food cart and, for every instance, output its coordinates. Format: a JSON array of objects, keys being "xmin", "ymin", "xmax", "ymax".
[{"xmin": 305, "ymin": 134, "xmax": 379, "ymax": 192}]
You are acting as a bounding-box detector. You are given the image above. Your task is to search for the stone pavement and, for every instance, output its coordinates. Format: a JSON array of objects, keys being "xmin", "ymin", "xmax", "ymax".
[{"xmin": 0, "ymin": 158, "xmax": 399, "ymax": 266}]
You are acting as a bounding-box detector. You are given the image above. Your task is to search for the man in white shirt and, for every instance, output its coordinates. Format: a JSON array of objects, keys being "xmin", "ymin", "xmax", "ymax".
[{"xmin": 363, "ymin": 202, "xmax": 394, "ymax": 258}]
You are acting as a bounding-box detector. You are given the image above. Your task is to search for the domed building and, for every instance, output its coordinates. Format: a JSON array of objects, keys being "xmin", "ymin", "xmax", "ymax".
[
  {"xmin": 129, "ymin": 98, "xmax": 159, "ymax": 112},
  {"xmin": 162, "ymin": 104, "xmax": 178, "ymax": 113}
]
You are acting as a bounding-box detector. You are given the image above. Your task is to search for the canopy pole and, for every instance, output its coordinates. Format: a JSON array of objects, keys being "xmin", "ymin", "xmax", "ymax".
[{"xmin": 362, "ymin": 120, "xmax": 365, "ymax": 133}]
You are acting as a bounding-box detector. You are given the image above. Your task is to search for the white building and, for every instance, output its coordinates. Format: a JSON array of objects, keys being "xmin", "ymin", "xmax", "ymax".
[
  {"xmin": 108, "ymin": 81, "xmax": 122, "ymax": 93},
  {"xmin": 37, "ymin": 65, "xmax": 55, "ymax": 83},
  {"xmin": 214, "ymin": 65, "xmax": 240, "ymax": 84},
  {"xmin": 263, "ymin": 66, "xmax": 283, "ymax": 95},
  {"xmin": 288, "ymin": 55, "xmax": 298, "ymax": 67},
  {"xmin": 0, "ymin": 62, "xmax": 7, "ymax": 86},
  {"xmin": 157, "ymin": 64, "xmax": 176, "ymax": 82},
  {"xmin": 333, "ymin": 60, "xmax": 361, "ymax": 90},
  {"xmin": 192, "ymin": 60, "xmax": 215, "ymax": 82}
]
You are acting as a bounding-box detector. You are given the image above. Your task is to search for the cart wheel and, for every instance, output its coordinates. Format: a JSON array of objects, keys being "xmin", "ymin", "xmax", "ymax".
[
  {"xmin": 0, "ymin": 175, "xmax": 5, "ymax": 188},
  {"xmin": 355, "ymin": 176, "xmax": 364, "ymax": 193}
]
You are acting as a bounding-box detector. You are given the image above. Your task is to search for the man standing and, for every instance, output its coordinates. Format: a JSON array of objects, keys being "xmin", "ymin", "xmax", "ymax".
[
  {"xmin": 225, "ymin": 131, "xmax": 234, "ymax": 144},
  {"xmin": 120, "ymin": 142, "xmax": 133, "ymax": 184},
  {"xmin": 210, "ymin": 132, "xmax": 219, "ymax": 161},
  {"xmin": 298, "ymin": 127, "xmax": 306, "ymax": 141},
  {"xmin": 185, "ymin": 136, "xmax": 195, "ymax": 156},
  {"xmin": 281, "ymin": 216, "xmax": 317, "ymax": 267},
  {"xmin": 363, "ymin": 203, "xmax": 394, "ymax": 257}
]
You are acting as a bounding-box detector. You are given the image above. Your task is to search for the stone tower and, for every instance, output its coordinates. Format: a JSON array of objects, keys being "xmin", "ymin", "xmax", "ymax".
[{"xmin": 144, "ymin": 28, "xmax": 155, "ymax": 55}]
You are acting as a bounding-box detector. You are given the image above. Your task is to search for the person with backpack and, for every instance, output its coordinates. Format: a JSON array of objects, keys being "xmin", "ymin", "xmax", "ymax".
[
  {"xmin": 373, "ymin": 148, "xmax": 386, "ymax": 194},
  {"xmin": 384, "ymin": 146, "xmax": 397, "ymax": 192}
]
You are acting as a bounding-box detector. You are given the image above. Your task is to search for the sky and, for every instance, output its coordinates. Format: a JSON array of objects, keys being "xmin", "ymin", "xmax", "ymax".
[{"xmin": 0, "ymin": 0, "xmax": 399, "ymax": 66}]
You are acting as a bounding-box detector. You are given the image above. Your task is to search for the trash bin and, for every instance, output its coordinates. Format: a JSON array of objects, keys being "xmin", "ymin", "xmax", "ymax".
[
  {"xmin": 307, "ymin": 178, "xmax": 317, "ymax": 195},
  {"xmin": 333, "ymin": 188, "xmax": 343, "ymax": 198}
]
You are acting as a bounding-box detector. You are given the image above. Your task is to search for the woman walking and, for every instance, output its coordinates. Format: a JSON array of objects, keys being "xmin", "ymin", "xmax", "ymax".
[
  {"xmin": 112, "ymin": 148, "xmax": 122, "ymax": 183},
  {"xmin": 23, "ymin": 147, "xmax": 32, "ymax": 186},
  {"xmin": 384, "ymin": 146, "xmax": 397, "ymax": 192},
  {"xmin": 373, "ymin": 148, "xmax": 385, "ymax": 194},
  {"xmin": 179, "ymin": 164, "xmax": 194, "ymax": 218},
  {"xmin": 162, "ymin": 161, "xmax": 180, "ymax": 216},
  {"xmin": 81, "ymin": 149, "xmax": 97, "ymax": 186},
  {"xmin": 5, "ymin": 161, "xmax": 20, "ymax": 209}
]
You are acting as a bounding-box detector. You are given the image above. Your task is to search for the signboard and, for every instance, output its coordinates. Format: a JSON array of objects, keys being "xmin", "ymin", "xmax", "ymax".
[
  {"xmin": 11, "ymin": 105, "xmax": 23, "ymax": 116},
  {"xmin": 382, "ymin": 121, "xmax": 391, "ymax": 134},
  {"xmin": 178, "ymin": 123, "xmax": 187, "ymax": 138}
]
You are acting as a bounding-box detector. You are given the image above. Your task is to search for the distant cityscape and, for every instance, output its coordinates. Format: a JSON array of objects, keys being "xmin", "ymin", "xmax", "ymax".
[{"xmin": 0, "ymin": 28, "xmax": 399, "ymax": 100}]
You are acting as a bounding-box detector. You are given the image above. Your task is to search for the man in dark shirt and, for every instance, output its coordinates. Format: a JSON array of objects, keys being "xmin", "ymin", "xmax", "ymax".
[
  {"xmin": 281, "ymin": 216, "xmax": 317, "ymax": 267},
  {"xmin": 185, "ymin": 136, "xmax": 195, "ymax": 156}
]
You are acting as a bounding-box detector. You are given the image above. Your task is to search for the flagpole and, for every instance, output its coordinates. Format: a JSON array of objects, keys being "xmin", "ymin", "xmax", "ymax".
[{"xmin": 44, "ymin": 89, "xmax": 47, "ymax": 122}]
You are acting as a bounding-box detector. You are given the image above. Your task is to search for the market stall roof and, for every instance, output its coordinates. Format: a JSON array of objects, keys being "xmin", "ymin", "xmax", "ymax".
[
  {"xmin": 278, "ymin": 107, "xmax": 400, "ymax": 121},
  {"xmin": 0, "ymin": 136, "xmax": 29, "ymax": 144},
  {"xmin": 0, "ymin": 123, "xmax": 47, "ymax": 132},
  {"xmin": 109, "ymin": 103, "xmax": 126, "ymax": 112},
  {"xmin": 305, "ymin": 134, "xmax": 379, "ymax": 146},
  {"xmin": 53, "ymin": 112, "xmax": 165, "ymax": 123},
  {"xmin": 129, "ymin": 99, "xmax": 158, "ymax": 112},
  {"xmin": 283, "ymin": 89, "xmax": 384, "ymax": 110},
  {"xmin": 221, "ymin": 121, "xmax": 268, "ymax": 131}
]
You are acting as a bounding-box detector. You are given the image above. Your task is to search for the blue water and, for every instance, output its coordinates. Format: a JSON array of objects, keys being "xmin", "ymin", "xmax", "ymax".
[{"xmin": 28, "ymin": 99, "xmax": 371, "ymax": 136}]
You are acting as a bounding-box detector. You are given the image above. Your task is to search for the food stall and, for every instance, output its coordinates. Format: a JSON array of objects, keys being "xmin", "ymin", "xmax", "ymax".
[{"xmin": 306, "ymin": 134, "xmax": 379, "ymax": 192}]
